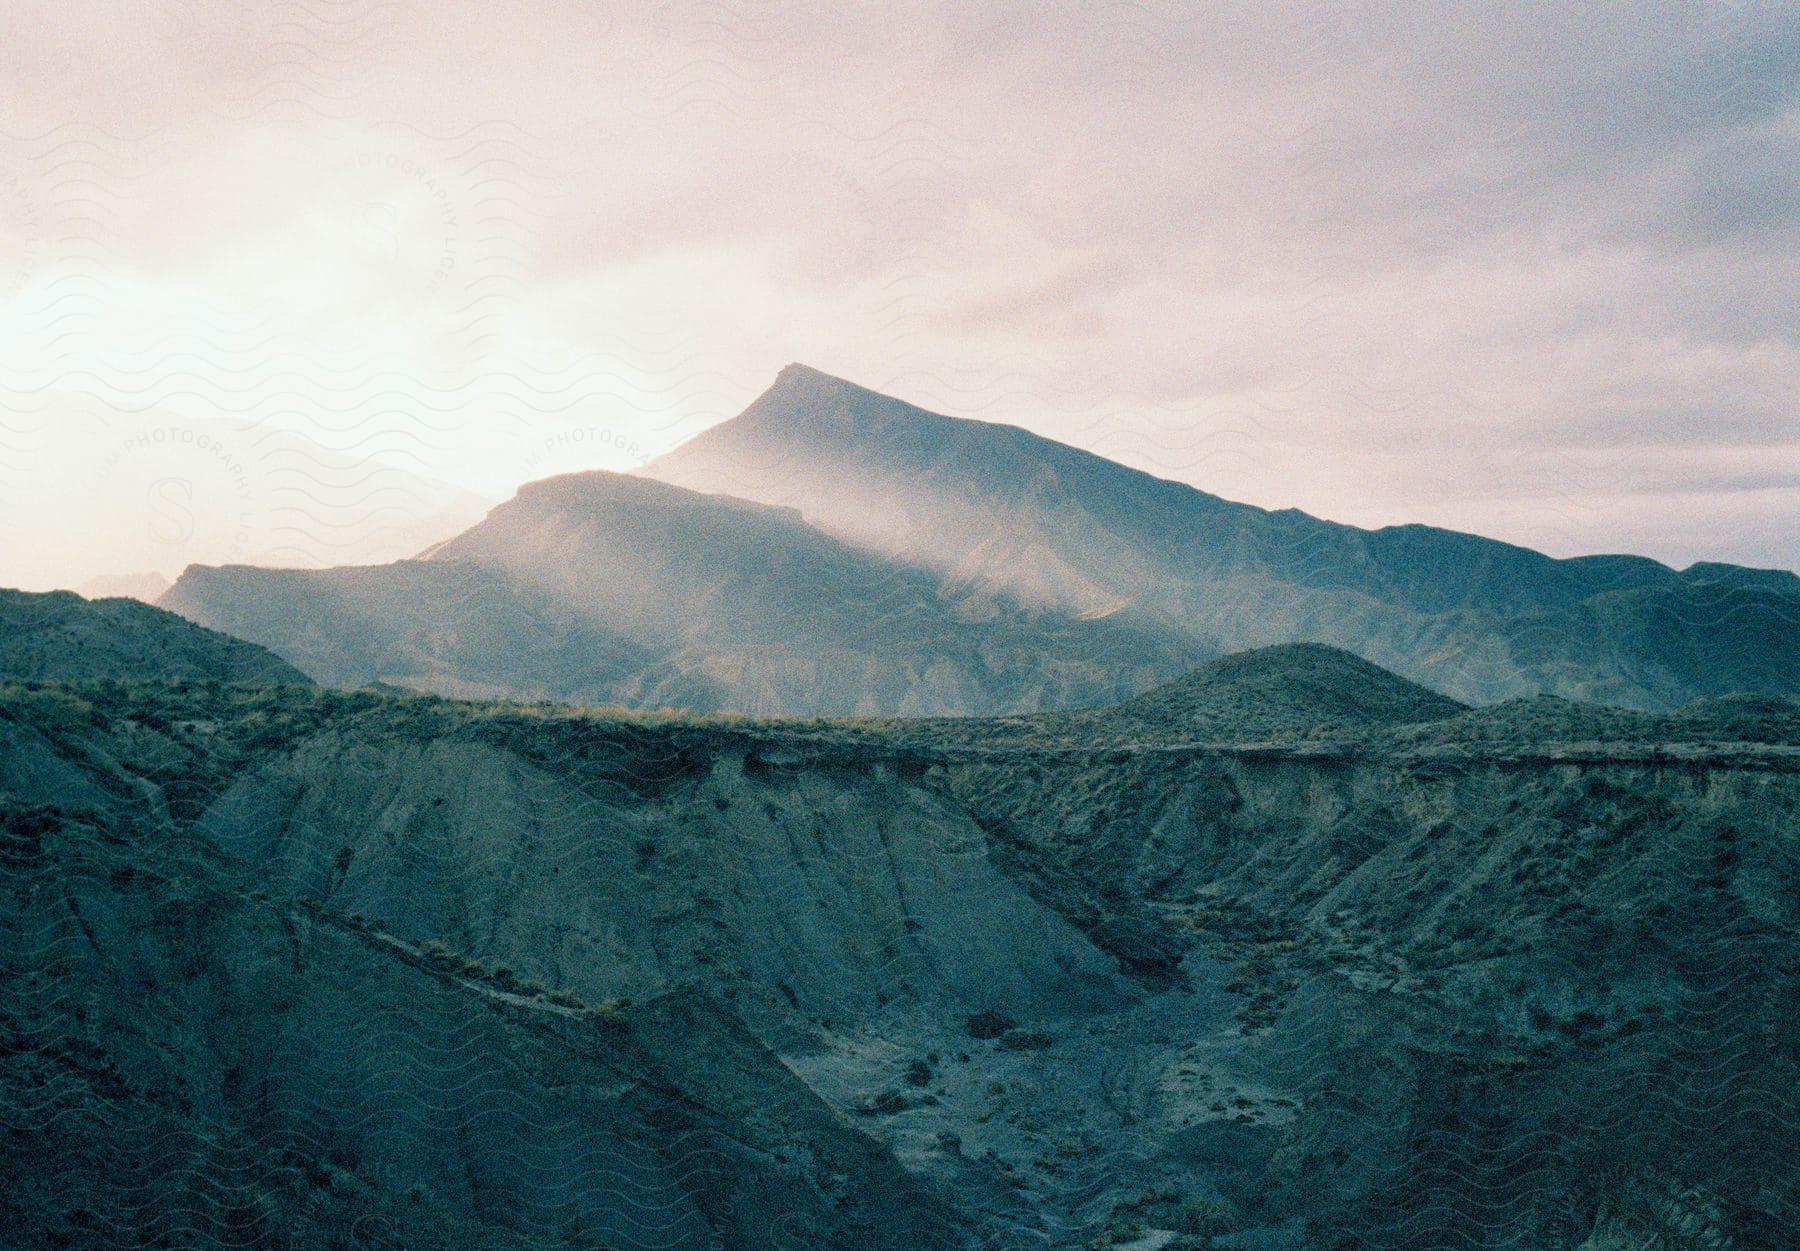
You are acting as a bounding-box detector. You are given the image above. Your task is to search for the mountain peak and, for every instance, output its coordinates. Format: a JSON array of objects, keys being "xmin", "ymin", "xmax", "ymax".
[
  {"xmin": 770, "ymin": 361, "xmax": 876, "ymax": 392},
  {"xmin": 774, "ymin": 361, "xmax": 843, "ymax": 384},
  {"xmin": 748, "ymin": 362, "xmax": 916, "ymax": 426},
  {"xmin": 673, "ymin": 365, "xmax": 1016, "ymax": 495}
]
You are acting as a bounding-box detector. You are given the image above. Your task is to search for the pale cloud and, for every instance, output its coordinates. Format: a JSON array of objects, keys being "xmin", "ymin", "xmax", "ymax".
[{"xmin": 0, "ymin": 0, "xmax": 1793, "ymax": 589}]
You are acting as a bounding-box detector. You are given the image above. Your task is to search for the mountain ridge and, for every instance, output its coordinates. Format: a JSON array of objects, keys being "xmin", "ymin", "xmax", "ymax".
[
  {"xmin": 640, "ymin": 364, "xmax": 1800, "ymax": 709},
  {"xmin": 163, "ymin": 468, "xmax": 1193, "ymax": 716},
  {"xmin": 147, "ymin": 365, "xmax": 1800, "ymax": 715},
  {"xmin": 726, "ymin": 366, "xmax": 1799, "ymax": 581}
]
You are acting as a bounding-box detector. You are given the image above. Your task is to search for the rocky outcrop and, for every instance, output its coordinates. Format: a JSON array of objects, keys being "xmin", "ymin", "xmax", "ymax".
[
  {"xmin": 195, "ymin": 730, "xmax": 1133, "ymax": 1034},
  {"xmin": 0, "ymin": 717, "xmax": 965, "ymax": 1250}
]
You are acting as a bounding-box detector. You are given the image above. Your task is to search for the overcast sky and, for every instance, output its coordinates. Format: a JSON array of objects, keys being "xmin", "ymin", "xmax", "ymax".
[{"xmin": 1, "ymin": 0, "xmax": 1795, "ymax": 589}]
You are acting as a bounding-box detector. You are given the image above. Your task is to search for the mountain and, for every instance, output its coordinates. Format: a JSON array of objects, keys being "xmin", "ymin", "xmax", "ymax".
[
  {"xmin": 643, "ymin": 364, "xmax": 1800, "ymax": 709},
  {"xmin": 3, "ymin": 645, "xmax": 1793, "ymax": 1248},
  {"xmin": 162, "ymin": 471, "xmax": 1191, "ymax": 715},
  {"xmin": 1042, "ymin": 641, "xmax": 1467, "ymax": 743},
  {"xmin": 74, "ymin": 571, "xmax": 171, "ymax": 603},
  {"xmin": 161, "ymin": 558, "xmax": 657, "ymax": 700},
  {"xmin": 154, "ymin": 363, "xmax": 1797, "ymax": 716},
  {"xmin": 0, "ymin": 587, "xmax": 311, "ymax": 685}
]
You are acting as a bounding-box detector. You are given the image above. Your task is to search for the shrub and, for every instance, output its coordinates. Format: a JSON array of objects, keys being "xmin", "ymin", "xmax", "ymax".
[
  {"xmin": 0, "ymin": 685, "xmax": 98, "ymax": 732},
  {"xmin": 855, "ymin": 1090, "xmax": 911, "ymax": 1116},
  {"xmin": 416, "ymin": 939, "xmax": 456, "ymax": 970},
  {"xmin": 590, "ymin": 996, "xmax": 631, "ymax": 1025},
  {"xmin": 965, "ymin": 1010, "xmax": 1017, "ymax": 1040}
]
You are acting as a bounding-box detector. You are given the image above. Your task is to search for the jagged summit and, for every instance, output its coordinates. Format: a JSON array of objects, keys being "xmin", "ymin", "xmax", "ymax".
[
  {"xmin": 773, "ymin": 360, "xmax": 852, "ymax": 386},
  {"xmin": 768, "ymin": 361, "xmax": 896, "ymax": 397}
]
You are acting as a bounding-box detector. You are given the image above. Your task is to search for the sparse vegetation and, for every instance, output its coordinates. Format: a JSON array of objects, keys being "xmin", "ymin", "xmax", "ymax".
[
  {"xmin": 965, "ymin": 1010, "xmax": 1017, "ymax": 1040},
  {"xmin": 996, "ymin": 1029, "xmax": 1053, "ymax": 1052},
  {"xmin": 1, "ymin": 648, "xmax": 1794, "ymax": 1250}
]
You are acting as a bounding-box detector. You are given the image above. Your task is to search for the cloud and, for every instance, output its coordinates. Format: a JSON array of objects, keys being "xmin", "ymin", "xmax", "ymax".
[{"xmin": 0, "ymin": 0, "xmax": 1793, "ymax": 589}]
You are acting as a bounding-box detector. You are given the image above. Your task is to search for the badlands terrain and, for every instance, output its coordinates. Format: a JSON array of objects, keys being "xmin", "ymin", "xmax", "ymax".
[
  {"xmin": 6, "ymin": 368, "xmax": 1798, "ymax": 1248},
  {"xmin": 1, "ymin": 589, "xmax": 1794, "ymax": 1248}
]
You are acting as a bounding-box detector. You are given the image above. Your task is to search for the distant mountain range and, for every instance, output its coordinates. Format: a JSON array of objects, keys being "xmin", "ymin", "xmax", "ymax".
[
  {"xmin": 158, "ymin": 364, "xmax": 1800, "ymax": 714},
  {"xmin": 74, "ymin": 572, "xmax": 171, "ymax": 603},
  {"xmin": 162, "ymin": 471, "xmax": 1181, "ymax": 714}
]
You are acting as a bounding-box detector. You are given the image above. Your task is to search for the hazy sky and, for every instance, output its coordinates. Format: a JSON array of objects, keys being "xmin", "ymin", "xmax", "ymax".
[{"xmin": 2, "ymin": 1, "xmax": 1795, "ymax": 590}]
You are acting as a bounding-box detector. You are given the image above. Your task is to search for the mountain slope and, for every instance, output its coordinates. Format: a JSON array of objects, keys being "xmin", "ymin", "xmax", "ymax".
[
  {"xmin": 162, "ymin": 471, "xmax": 1193, "ymax": 715},
  {"xmin": 0, "ymin": 587, "xmax": 310, "ymax": 685},
  {"xmin": 0, "ymin": 713, "xmax": 965, "ymax": 1249},
  {"xmin": 74, "ymin": 571, "xmax": 170, "ymax": 602},
  {"xmin": 1051, "ymin": 641, "xmax": 1466, "ymax": 743},
  {"xmin": 160, "ymin": 558, "xmax": 659, "ymax": 699},
  {"xmin": 643, "ymin": 364, "xmax": 1800, "ymax": 709}
]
